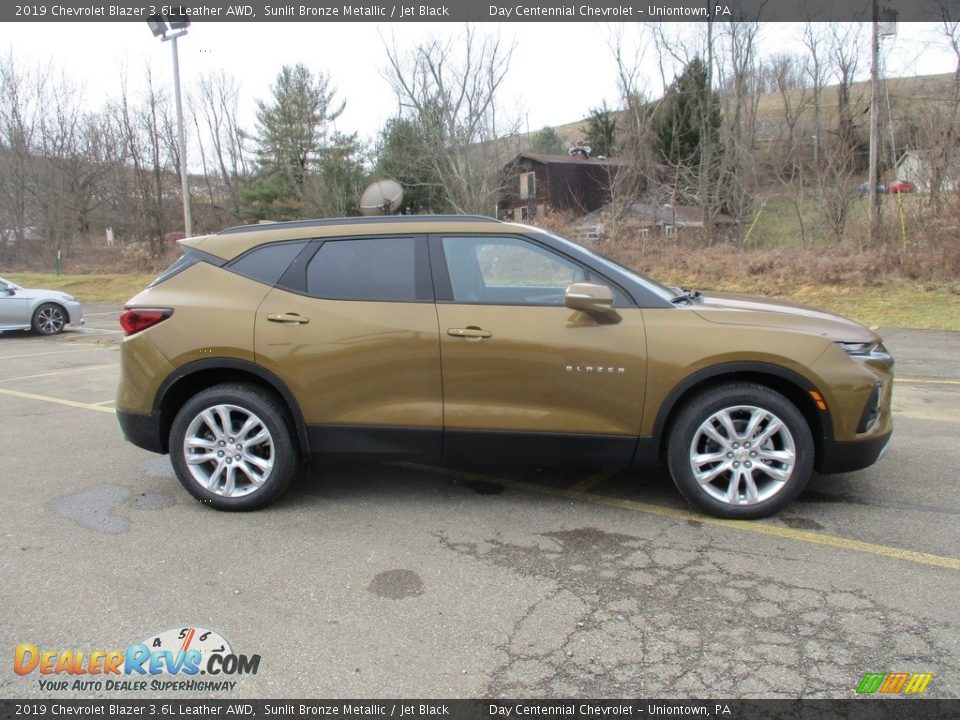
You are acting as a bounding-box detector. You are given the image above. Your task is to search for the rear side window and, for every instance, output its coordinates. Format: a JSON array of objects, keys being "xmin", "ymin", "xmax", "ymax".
[
  {"xmin": 228, "ymin": 241, "xmax": 309, "ymax": 286},
  {"xmin": 306, "ymin": 237, "xmax": 419, "ymax": 301}
]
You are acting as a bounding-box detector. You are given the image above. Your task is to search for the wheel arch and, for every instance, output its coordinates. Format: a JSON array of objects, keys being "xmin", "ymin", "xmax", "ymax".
[
  {"xmin": 651, "ymin": 362, "xmax": 832, "ymax": 463},
  {"xmin": 154, "ymin": 359, "xmax": 309, "ymax": 456}
]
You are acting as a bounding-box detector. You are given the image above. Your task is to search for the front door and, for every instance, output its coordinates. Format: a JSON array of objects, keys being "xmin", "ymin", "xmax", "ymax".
[{"xmin": 433, "ymin": 234, "xmax": 646, "ymax": 465}]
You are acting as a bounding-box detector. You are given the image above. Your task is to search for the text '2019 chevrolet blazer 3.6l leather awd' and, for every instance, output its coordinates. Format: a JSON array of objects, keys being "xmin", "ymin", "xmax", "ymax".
[{"xmin": 116, "ymin": 216, "xmax": 893, "ymax": 519}]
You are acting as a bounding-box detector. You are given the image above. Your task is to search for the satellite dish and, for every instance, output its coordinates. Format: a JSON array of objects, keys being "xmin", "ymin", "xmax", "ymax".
[{"xmin": 359, "ymin": 178, "xmax": 404, "ymax": 215}]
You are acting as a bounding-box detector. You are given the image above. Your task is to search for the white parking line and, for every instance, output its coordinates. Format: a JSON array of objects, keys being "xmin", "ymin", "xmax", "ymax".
[
  {"xmin": 0, "ymin": 387, "xmax": 115, "ymax": 414},
  {"xmin": 1, "ymin": 363, "xmax": 118, "ymax": 383},
  {"xmin": 896, "ymin": 377, "xmax": 960, "ymax": 386},
  {"xmin": 0, "ymin": 347, "xmax": 103, "ymax": 360}
]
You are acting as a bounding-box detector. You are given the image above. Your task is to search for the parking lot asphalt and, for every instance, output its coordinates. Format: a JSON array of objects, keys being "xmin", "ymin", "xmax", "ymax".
[{"xmin": 1, "ymin": 310, "xmax": 958, "ymax": 699}]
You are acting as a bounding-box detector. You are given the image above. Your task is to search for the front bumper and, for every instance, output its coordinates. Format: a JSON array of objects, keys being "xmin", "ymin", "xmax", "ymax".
[
  {"xmin": 816, "ymin": 430, "xmax": 892, "ymax": 474},
  {"xmin": 65, "ymin": 300, "xmax": 85, "ymax": 327}
]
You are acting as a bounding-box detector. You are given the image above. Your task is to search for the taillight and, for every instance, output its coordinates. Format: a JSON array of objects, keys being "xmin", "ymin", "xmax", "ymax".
[{"xmin": 119, "ymin": 308, "xmax": 172, "ymax": 336}]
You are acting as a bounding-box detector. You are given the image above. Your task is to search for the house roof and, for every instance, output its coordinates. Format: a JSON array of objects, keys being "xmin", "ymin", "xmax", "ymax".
[{"xmin": 512, "ymin": 152, "xmax": 628, "ymax": 168}]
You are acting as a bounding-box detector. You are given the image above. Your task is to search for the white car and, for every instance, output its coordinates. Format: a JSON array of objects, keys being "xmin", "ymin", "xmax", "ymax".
[{"xmin": 0, "ymin": 276, "xmax": 85, "ymax": 335}]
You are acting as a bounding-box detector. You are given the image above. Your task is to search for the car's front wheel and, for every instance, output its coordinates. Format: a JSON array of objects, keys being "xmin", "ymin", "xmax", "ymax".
[
  {"xmin": 32, "ymin": 303, "xmax": 66, "ymax": 335},
  {"xmin": 667, "ymin": 383, "xmax": 814, "ymax": 519},
  {"xmin": 169, "ymin": 383, "xmax": 299, "ymax": 511}
]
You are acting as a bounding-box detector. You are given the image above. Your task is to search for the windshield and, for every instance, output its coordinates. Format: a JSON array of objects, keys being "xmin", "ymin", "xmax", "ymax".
[{"xmin": 537, "ymin": 230, "xmax": 678, "ymax": 302}]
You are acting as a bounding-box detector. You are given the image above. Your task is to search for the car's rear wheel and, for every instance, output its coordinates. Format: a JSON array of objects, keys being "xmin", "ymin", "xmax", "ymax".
[
  {"xmin": 32, "ymin": 303, "xmax": 66, "ymax": 335},
  {"xmin": 667, "ymin": 383, "xmax": 814, "ymax": 519},
  {"xmin": 169, "ymin": 383, "xmax": 299, "ymax": 511}
]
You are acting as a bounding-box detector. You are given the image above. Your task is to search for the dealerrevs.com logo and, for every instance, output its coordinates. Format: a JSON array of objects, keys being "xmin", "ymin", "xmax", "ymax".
[{"xmin": 14, "ymin": 626, "xmax": 260, "ymax": 692}]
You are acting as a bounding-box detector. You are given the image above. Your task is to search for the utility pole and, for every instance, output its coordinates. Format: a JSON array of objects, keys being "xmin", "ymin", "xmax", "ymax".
[
  {"xmin": 868, "ymin": 0, "xmax": 881, "ymax": 246},
  {"xmin": 147, "ymin": 11, "xmax": 192, "ymax": 238}
]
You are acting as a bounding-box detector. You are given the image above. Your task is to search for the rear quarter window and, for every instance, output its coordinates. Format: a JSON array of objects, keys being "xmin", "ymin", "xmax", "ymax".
[{"xmin": 227, "ymin": 241, "xmax": 310, "ymax": 286}]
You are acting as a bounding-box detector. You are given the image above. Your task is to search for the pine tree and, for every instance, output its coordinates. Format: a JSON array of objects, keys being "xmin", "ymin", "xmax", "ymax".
[
  {"xmin": 654, "ymin": 57, "xmax": 721, "ymax": 170},
  {"xmin": 585, "ymin": 104, "xmax": 618, "ymax": 157},
  {"xmin": 530, "ymin": 126, "xmax": 565, "ymax": 155},
  {"xmin": 240, "ymin": 64, "xmax": 346, "ymax": 221}
]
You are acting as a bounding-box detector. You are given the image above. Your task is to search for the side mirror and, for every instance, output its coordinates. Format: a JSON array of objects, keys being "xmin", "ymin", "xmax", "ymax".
[
  {"xmin": 565, "ymin": 282, "xmax": 620, "ymax": 322},
  {"xmin": 2, "ymin": 288, "xmax": 14, "ymax": 296}
]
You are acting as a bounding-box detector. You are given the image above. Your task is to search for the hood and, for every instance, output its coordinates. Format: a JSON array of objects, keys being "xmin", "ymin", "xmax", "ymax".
[
  {"xmin": 22, "ymin": 287, "xmax": 75, "ymax": 301},
  {"xmin": 692, "ymin": 292, "xmax": 879, "ymax": 343}
]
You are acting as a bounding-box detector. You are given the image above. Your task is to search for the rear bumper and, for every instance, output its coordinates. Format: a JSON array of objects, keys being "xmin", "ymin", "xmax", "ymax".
[
  {"xmin": 816, "ymin": 430, "xmax": 891, "ymax": 474},
  {"xmin": 116, "ymin": 409, "xmax": 165, "ymax": 454}
]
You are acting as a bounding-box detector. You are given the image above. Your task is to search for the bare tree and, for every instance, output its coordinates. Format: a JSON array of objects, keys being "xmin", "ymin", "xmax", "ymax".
[
  {"xmin": 0, "ymin": 52, "xmax": 42, "ymax": 256},
  {"xmin": 815, "ymin": 23, "xmax": 866, "ymax": 245},
  {"xmin": 192, "ymin": 71, "xmax": 249, "ymax": 220},
  {"xmin": 112, "ymin": 67, "xmax": 179, "ymax": 250},
  {"xmin": 802, "ymin": 22, "xmax": 829, "ymax": 172},
  {"xmin": 382, "ymin": 26, "xmax": 516, "ymax": 215},
  {"xmin": 608, "ymin": 25, "xmax": 657, "ymax": 222}
]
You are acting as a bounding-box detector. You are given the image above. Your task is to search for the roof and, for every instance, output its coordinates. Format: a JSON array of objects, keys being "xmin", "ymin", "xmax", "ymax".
[
  {"xmin": 183, "ymin": 215, "xmax": 509, "ymax": 261},
  {"xmin": 510, "ymin": 152, "xmax": 628, "ymax": 168}
]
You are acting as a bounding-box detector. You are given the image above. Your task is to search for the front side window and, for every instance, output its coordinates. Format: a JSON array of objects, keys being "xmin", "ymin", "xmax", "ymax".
[
  {"xmin": 306, "ymin": 237, "xmax": 418, "ymax": 302},
  {"xmin": 441, "ymin": 235, "xmax": 586, "ymax": 305}
]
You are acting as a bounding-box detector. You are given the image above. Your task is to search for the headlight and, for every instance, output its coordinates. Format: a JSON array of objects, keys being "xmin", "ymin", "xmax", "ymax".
[
  {"xmin": 61, "ymin": 295, "xmax": 75, "ymax": 301},
  {"xmin": 838, "ymin": 341, "xmax": 894, "ymax": 367}
]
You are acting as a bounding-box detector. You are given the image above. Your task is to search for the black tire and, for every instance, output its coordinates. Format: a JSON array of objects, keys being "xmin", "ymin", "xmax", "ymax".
[
  {"xmin": 32, "ymin": 303, "xmax": 66, "ymax": 335},
  {"xmin": 666, "ymin": 382, "xmax": 814, "ymax": 520},
  {"xmin": 169, "ymin": 383, "xmax": 299, "ymax": 511}
]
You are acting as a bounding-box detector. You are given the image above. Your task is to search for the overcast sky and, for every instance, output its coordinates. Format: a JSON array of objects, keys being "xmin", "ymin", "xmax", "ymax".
[{"xmin": 5, "ymin": 21, "xmax": 958, "ymax": 145}]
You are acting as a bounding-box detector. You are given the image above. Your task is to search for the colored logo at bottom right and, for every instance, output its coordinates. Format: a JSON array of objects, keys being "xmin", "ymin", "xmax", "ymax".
[{"xmin": 856, "ymin": 672, "xmax": 934, "ymax": 695}]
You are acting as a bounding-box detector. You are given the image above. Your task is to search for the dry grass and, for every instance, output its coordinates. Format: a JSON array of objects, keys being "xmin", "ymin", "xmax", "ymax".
[
  {"xmin": 6, "ymin": 266, "xmax": 958, "ymax": 331},
  {"xmin": 4, "ymin": 273, "xmax": 154, "ymax": 305}
]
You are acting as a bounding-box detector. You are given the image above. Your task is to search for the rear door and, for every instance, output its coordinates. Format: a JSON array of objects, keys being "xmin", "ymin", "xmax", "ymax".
[
  {"xmin": 254, "ymin": 235, "xmax": 443, "ymax": 457},
  {"xmin": 432, "ymin": 233, "xmax": 647, "ymax": 465}
]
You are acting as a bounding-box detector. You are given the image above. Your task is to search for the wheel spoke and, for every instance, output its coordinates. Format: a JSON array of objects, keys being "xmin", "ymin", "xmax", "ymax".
[
  {"xmin": 215, "ymin": 406, "xmax": 233, "ymax": 437},
  {"xmin": 757, "ymin": 448, "xmax": 794, "ymax": 463},
  {"xmin": 742, "ymin": 470, "xmax": 760, "ymax": 503},
  {"xmin": 695, "ymin": 461, "xmax": 731, "ymax": 485},
  {"xmin": 701, "ymin": 423, "xmax": 730, "ymax": 449},
  {"xmin": 715, "ymin": 410, "xmax": 738, "ymax": 442},
  {"xmin": 199, "ymin": 409, "xmax": 222, "ymax": 438},
  {"xmin": 692, "ymin": 450, "xmax": 727, "ymax": 468},
  {"xmin": 205, "ymin": 462, "xmax": 225, "ymax": 491},
  {"xmin": 243, "ymin": 452, "xmax": 271, "ymax": 473},
  {"xmin": 755, "ymin": 463, "xmax": 790, "ymax": 482},
  {"xmin": 742, "ymin": 409, "xmax": 767, "ymax": 442},
  {"xmin": 725, "ymin": 471, "xmax": 741, "ymax": 503},
  {"xmin": 235, "ymin": 415, "xmax": 259, "ymax": 441},
  {"xmin": 238, "ymin": 461, "xmax": 266, "ymax": 486},
  {"xmin": 242, "ymin": 428, "xmax": 270, "ymax": 448},
  {"xmin": 753, "ymin": 417, "xmax": 783, "ymax": 446},
  {"xmin": 186, "ymin": 451, "xmax": 218, "ymax": 465},
  {"xmin": 222, "ymin": 466, "xmax": 237, "ymax": 496}
]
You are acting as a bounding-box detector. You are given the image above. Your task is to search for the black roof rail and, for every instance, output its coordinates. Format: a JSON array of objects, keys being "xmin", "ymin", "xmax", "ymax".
[{"xmin": 217, "ymin": 215, "xmax": 501, "ymax": 235}]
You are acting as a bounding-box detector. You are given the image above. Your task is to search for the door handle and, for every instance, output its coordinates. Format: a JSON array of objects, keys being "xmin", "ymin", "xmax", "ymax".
[
  {"xmin": 267, "ymin": 313, "xmax": 309, "ymax": 325},
  {"xmin": 447, "ymin": 327, "xmax": 491, "ymax": 339}
]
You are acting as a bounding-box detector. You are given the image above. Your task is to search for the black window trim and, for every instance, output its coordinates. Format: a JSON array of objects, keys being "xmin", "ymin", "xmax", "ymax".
[
  {"xmin": 427, "ymin": 232, "xmax": 639, "ymax": 308},
  {"xmin": 149, "ymin": 248, "xmax": 225, "ymax": 288}
]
